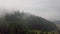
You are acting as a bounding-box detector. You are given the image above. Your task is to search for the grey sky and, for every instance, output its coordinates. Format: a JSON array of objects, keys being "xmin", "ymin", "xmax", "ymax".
[{"xmin": 0, "ymin": 0, "xmax": 60, "ymax": 21}]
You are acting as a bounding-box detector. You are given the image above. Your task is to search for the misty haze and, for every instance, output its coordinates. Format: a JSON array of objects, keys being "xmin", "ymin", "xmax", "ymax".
[{"xmin": 0, "ymin": 0, "xmax": 60, "ymax": 34}]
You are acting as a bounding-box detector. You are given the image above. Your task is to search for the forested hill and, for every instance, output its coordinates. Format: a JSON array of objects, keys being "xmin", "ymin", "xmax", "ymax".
[
  {"xmin": 22, "ymin": 14, "xmax": 56, "ymax": 32},
  {"xmin": 0, "ymin": 11, "xmax": 57, "ymax": 34}
]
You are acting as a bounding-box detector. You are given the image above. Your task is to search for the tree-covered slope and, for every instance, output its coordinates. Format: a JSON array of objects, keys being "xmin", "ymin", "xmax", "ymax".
[
  {"xmin": 0, "ymin": 11, "xmax": 57, "ymax": 34},
  {"xmin": 23, "ymin": 15, "xmax": 56, "ymax": 32}
]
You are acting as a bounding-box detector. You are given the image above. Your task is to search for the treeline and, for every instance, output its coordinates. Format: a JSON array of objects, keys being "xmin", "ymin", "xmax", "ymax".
[
  {"xmin": 0, "ymin": 10, "xmax": 57, "ymax": 34},
  {"xmin": 0, "ymin": 11, "xmax": 28, "ymax": 34}
]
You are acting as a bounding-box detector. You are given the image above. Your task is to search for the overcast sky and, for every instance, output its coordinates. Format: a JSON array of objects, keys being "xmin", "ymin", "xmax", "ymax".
[{"xmin": 0, "ymin": 0, "xmax": 60, "ymax": 21}]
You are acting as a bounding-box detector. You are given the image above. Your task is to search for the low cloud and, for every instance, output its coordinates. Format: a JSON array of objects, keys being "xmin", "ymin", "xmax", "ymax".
[{"xmin": 0, "ymin": 0, "xmax": 60, "ymax": 21}]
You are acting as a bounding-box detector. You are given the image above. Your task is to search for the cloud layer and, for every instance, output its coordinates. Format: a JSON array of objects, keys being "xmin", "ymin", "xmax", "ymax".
[{"xmin": 0, "ymin": 0, "xmax": 60, "ymax": 21}]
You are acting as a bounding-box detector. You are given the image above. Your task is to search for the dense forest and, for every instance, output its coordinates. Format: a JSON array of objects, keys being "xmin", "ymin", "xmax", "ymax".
[{"xmin": 0, "ymin": 10, "xmax": 60, "ymax": 34}]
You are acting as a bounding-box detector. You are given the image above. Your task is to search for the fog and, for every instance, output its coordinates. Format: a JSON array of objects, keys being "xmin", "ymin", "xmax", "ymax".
[{"xmin": 0, "ymin": 0, "xmax": 60, "ymax": 21}]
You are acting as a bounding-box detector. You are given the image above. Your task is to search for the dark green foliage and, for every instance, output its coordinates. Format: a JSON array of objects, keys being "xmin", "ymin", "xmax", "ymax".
[
  {"xmin": 23, "ymin": 15, "xmax": 56, "ymax": 32},
  {"xmin": 0, "ymin": 11, "xmax": 28, "ymax": 34},
  {"xmin": 0, "ymin": 10, "xmax": 57, "ymax": 34}
]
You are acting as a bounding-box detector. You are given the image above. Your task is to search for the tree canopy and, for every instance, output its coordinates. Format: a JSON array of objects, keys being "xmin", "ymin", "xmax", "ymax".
[{"xmin": 0, "ymin": 10, "xmax": 57, "ymax": 34}]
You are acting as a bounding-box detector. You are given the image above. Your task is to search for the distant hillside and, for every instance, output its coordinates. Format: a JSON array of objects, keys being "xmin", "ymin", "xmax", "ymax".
[
  {"xmin": 23, "ymin": 15, "xmax": 56, "ymax": 32},
  {"xmin": 53, "ymin": 21, "xmax": 60, "ymax": 24}
]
